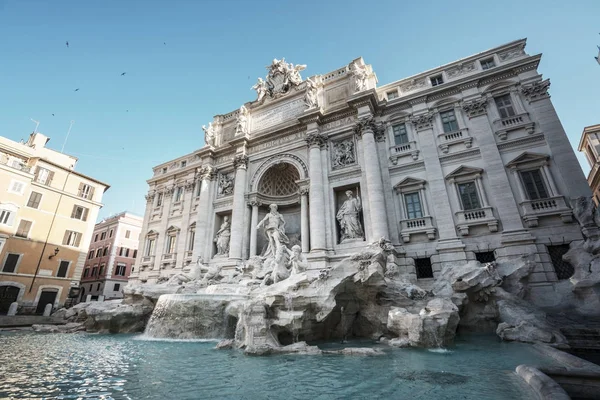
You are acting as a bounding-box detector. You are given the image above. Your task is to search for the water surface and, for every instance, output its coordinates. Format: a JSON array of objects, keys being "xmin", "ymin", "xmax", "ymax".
[{"xmin": 0, "ymin": 333, "xmax": 555, "ymax": 399}]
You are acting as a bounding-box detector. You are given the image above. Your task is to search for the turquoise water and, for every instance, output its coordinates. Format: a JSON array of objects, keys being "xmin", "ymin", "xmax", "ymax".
[{"xmin": 0, "ymin": 333, "xmax": 555, "ymax": 399}]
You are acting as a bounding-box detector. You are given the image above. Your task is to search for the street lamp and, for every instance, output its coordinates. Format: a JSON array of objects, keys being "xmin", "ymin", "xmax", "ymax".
[{"xmin": 48, "ymin": 247, "xmax": 60, "ymax": 259}]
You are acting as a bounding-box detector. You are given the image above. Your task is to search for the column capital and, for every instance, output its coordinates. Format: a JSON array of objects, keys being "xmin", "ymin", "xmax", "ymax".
[
  {"xmin": 305, "ymin": 133, "xmax": 327, "ymax": 148},
  {"xmin": 409, "ymin": 112, "xmax": 434, "ymax": 131},
  {"xmin": 145, "ymin": 192, "xmax": 155, "ymax": 203},
  {"xmin": 247, "ymin": 200, "xmax": 262, "ymax": 207},
  {"xmin": 233, "ymin": 154, "xmax": 249, "ymax": 169},
  {"xmin": 520, "ymin": 79, "xmax": 551, "ymax": 103},
  {"xmin": 164, "ymin": 186, "xmax": 174, "ymax": 197},
  {"xmin": 462, "ymin": 98, "xmax": 488, "ymax": 119},
  {"xmin": 184, "ymin": 180, "xmax": 195, "ymax": 191},
  {"xmin": 198, "ymin": 165, "xmax": 217, "ymax": 181},
  {"xmin": 299, "ymin": 187, "xmax": 309, "ymax": 196},
  {"xmin": 353, "ymin": 116, "xmax": 383, "ymax": 138}
]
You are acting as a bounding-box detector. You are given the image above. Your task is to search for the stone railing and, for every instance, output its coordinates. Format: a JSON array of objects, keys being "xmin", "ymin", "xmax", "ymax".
[
  {"xmin": 389, "ymin": 141, "xmax": 419, "ymax": 164},
  {"xmin": 141, "ymin": 255, "xmax": 154, "ymax": 264},
  {"xmin": 493, "ymin": 112, "xmax": 535, "ymax": 140},
  {"xmin": 185, "ymin": 250, "xmax": 193, "ymax": 259},
  {"xmin": 399, "ymin": 216, "xmax": 436, "ymax": 242},
  {"xmin": 455, "ymin": 206, "xmax": 498, "ymax": 235},
  {"xmin": 162, "ymin": 253, "xmax": 176, "ymax": 260},
  {"xmin": 438, "ymin": 128, "xmax": 472, "ymax": 153},
  {"xmin": 520, "ymin": 196, "xmax": 573, "ymax": 228}
]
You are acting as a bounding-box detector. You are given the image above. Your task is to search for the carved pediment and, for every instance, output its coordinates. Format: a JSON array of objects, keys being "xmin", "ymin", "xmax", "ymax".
[
  {"xmin": 445, "ymin": 165, "xmax": 483, "ymax": 179},
  {"xmin": 146, "ymin": 230, "xmax": 159, "ymax": 237},
  {"xmin": 506, "ymin": 152, "xmax": 549, "ymax": 168},
  {"xmin": 394, "ymin": 177, "xmax": 426, "ymax": 192},
  {"xmin": 166, "ymin": 225, "xmax": 180, "ymax": 233},
  {"xmin": 189, "ymin": 221, "xmax": 196, "ymax": 229}
]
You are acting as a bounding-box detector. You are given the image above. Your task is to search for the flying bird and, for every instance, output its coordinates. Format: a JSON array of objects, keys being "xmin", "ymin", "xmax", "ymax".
[
  {"xmin": 66, "ymin": 41, "xmax": 69, "ymax": 48},
  {"xmin": 52, "ymin": 114, "xmax": 55, "ymax": 116},
  {"xmin": 163, "ymin": 42, "xmax": 166, "ymax": 45},
  {"xmin": 74, "ymin": 88, "xmax": 79, "ymax": 92},
  {"xmin": 121, "ymin": 72, "xmax": 126, "ymax": 76}
]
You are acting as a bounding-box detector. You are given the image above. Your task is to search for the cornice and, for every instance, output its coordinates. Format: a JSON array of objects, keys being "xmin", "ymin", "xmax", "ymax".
[
  {"xmin": 347, "ymin": 89, "xmax": 380, "ymax": 114},
  {"xmin": 439, "ymin": 148, "xmax": 481, "ymax": 165},
  {"xmin": 497, "ymin": 133, "xmax": 546, "ymax": 152}
]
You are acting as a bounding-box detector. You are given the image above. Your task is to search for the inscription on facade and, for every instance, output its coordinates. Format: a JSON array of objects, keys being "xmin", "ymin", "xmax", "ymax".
[
  {"xmin": 216, "ymin": 154, "xmax": 235, "ymax": 165},
  {"xmin": 248, "ymin": 132, "xmax": 304, "ymax": 154},
  {"xmin": 251, "ymin": 98, "xmax": 306, "ymax": 132},
  {"xmin": 321, "ymin": 116, "xmax": 355, "ymax": 132}
]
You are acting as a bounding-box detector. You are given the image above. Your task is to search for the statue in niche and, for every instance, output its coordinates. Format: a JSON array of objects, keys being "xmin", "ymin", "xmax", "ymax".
[
  {"xmin": 214, "ymin": 216, "xmax": 231, "ymax": 256},
  {"xmin": 202, "ymin": 122, "xmax": 216, "ymax": 147},
  {"xmin": 217, "ymin": 173, "xmax": 234, "ymax": 197},
  {"xmin": 235, "ymin": 105, "xmax": 249, "ymax": 135},
  {"xmin": 252, "ymin": 77, "xmax": 269, "ymax": 103},
  {"xmin": 304, "ymin": 77, "xmax": 319, "ymax": 109},
  {"xmin": 332, "ymin": 139, "xmax": 355, "ymax": 169},
  {"xmin": 256, "ymin": 204, "xmax": 289, "ymax": 258},
  {"xmin": 349, "ymin": 62, "xmax": 369, "ymax": 92},
  {"xmin": 337, "ymin": 189, "xmax": 364, "ymax": 242}
]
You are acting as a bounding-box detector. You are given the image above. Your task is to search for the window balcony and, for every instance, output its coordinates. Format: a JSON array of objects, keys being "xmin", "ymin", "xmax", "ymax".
[
  {"xmin": 438, "ymin": 128, "xmax": 472, "ymax": 153},
  {"xmin": 389, "ymin": 141, "xmax": 420, "ymax": 165},
  {"xmin": 455, "ymin": 206, "xmax": 498, "ymax": 235},
  {"xmin": 520, "ymin": 196, "xmax": 573, "ymax": 228},
  {"xmin": 162, "ymin": 253, "xmax": 176, "ymax": 260},
  {"xmin": 0, "ymin": 156, "xmax": 31, "ymax": 173},
  {"xmin": 141, "ymin": 255, "xmax": 154, "ymax": 265},
  {"xmin": 185, "ymin": 250, "xmax": 193, "ymax": 259},
  {"xmin": 493, "ymin": 112, "xmax": 535, "ymax": 140},
  {"xmin": 399, "ymin": 216, "xmax": 436, "ymax": 242}
]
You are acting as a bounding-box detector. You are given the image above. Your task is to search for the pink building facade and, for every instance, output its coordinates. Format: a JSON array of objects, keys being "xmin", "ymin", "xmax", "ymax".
[{"xmin": 79, "ymin": 212, "xmax": 143, "ymax": 301}]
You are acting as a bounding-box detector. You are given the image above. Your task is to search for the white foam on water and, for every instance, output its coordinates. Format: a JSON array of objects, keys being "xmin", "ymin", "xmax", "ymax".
[
  {"xmin": 133, "ymin": 334, "xmax": 221, "ymax": 343},
  {"xmin": 428, "ymin": 348, "xmax": 453, "ymax": 354}
]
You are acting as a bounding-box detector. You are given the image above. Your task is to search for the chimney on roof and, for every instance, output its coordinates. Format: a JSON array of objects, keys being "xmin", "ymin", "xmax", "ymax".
[{"xmin": 26, "ymin": 132, "xmax": 50, "ymax": 149}]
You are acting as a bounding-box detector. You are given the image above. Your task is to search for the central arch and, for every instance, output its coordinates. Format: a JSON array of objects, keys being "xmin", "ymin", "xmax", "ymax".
[
  {"xmin": 258, "ymin": 163, "xmax": 300, "ymax": 197},
  {"xmin": 250, "ymin": 153, "xmax": 308, "ymax": 193}
]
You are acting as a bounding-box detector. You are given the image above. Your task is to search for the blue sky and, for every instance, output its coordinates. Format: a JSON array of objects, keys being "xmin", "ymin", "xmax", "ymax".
[{"xmin": 1, "ymin": 0, "xmax": 599, "ymax": 221}]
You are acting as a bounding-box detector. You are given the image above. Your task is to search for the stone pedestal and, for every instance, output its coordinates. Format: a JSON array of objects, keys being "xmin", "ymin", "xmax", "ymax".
[{"xmin": 7, "ymin": 302, "xmax": 18, "ymax": 316}]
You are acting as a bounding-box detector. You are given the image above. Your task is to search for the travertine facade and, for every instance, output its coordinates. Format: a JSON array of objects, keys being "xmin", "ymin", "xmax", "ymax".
[
  {"xmin": 578, "ymin": 124, "xmax": 600, "ymax": 205},
  {"xmin": 0, "ymin": 133, "xmax": 109, "ymax": 313},
  {"xmin": 79, "ymin": 212, "xmax": 142, "ymax": 302},
  {"xmin": 132, "ymin": 39, "xmax": 590, "ymax": 305}
]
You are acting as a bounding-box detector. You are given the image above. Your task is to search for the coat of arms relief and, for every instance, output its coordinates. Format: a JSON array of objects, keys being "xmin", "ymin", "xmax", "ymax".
[{"xmin": 252, "ymin": 58, "xmax": 307, "ymax": 103}]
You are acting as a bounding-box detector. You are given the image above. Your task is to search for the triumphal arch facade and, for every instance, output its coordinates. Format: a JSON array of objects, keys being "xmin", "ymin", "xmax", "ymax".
[{"xmin": 132, "ymin": 39, "xmax": 591, "ymax": 302}]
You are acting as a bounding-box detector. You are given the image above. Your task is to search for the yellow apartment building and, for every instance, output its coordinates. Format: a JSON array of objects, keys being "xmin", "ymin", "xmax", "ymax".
[{"xmin": 0, "ymin": 132, "xmax": 109, "ymax": 314}]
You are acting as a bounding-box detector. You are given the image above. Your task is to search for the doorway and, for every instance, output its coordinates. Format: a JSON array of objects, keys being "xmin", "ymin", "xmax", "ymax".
[
  {"xmin": 0, "ymin": 286, "xmax": 20, "ymax": 314},
  {"xmin": 35, "ymin": 290, "xmax": 58, "ymax": 314}
]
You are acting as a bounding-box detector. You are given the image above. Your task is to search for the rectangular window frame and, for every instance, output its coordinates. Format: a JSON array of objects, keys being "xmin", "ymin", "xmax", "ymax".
[
  {"xmin": 8, "ymin": 179, "xmax": 26, "ymax": 195},
  {"xmin": 15, "ymin": 219, "xmax": 33, "ymax": 238},
  {"xmin": 404, "ymin": 192, "xmax": 423, "ymax": 220},
  {"xmin": 387, "ymin": 90, "xmax": 399, "ymax": 100},
  {"xmin": 480, "ymin": 58, "xmax": 496, "ymax": 70},
  {"xmin": 430, "ymin": 75, "xmax": 444, "ymax": 87},
  {"xmin": 457, "ymin": 181, "xmax": 482, "ymax": 211},
  {"xmin": 27, "ymin": 191, "xmax": 43, "ymax": 209},
  {"xmin": 57, "ymin": 260, "xmax": 70, "ymax": 278},
  {"xmin": 71, "ymin": 205, "xmax": 89, "ymax": 221},
  {"xmin": 494, "ymin": 94, "xmax": 516, "ymax": 119},
  {"xmin": 0, "ymin": 209, "xmax": 14, "ymax": 226},
  {"xmin": 440, "ymin": 109, "xmax": 459, "ymax": 133},
  {"xmin": 392, "ymin": 123, "xmax": 409, "ymax": 146},
  {"xmin": 62, "ymin": 230, "xmax": 82, "ymax": 247},
  {"xmin": 34, "ymin": 167, "xmax": 54, "ymax": 186},
  {"xmin": 519, "ymin": 169, "xmax": 549, "ymax": 200},
  {"xmin": 2, "ymin": 253, "xmax": 22, "ymax": 273}
]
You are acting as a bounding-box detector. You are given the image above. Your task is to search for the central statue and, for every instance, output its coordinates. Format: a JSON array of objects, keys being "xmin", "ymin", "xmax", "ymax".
[{"xmin": 257, "ymin": 204, "xmax": 290, "ymax": 257}]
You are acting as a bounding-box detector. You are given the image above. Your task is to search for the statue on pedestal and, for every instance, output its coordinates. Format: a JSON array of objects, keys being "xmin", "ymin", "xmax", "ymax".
[
  {"xmin": 202, "ymin": 122, "xmax": 216, "ymax": 147},
  {"xmin": 257, "ymin": 204, "xmax": 289, "ymax": 258},
  {"xmin": 304, "ymin": 77, "xmax": 319, "ymax": 109},
  {"xmin": 214, "ymin": 216, "xmax": 231, "ymax": 256},
  {"xmin": 235, "ymin": 105, "xmax": 248, "ymax": 135},
  {"xmin": 337, "ymin": 190, "xmax": 364, "ymax": 242}
]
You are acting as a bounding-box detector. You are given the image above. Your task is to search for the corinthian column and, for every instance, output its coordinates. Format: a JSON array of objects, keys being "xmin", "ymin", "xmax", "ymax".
[
  {"xmin": 355, "ymin": 117, "xmax": 390, "ymax": 240},
  {"xmin": 192, "ymin": 165, "xmax": 216, "ymax": 263},
  {"xmin": 229, "ymin": 154, "xmax": 249, "ymax": 260},
  {"xmin": 306, "ymin": 133, "xmax": 327, "ymax": 251},
  {"xmin": 249, "ymin": 200, "xmax": 261, "ymax": 257},
  {"xmin": 300, "ymin": 187, "xmax": 310, "ymax": 253}
]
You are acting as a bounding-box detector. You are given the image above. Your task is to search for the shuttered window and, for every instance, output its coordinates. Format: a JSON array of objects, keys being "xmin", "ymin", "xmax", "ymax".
[
  {"xmin": 77, "ymin": 182, "xmax": 95, "ymax": 200},
  {"xmin": 15, "ymin": 220, "xmax": 32, "ymax": 238},
  {"xmin": 2, "ymin": 253, "xmax": 20, "ymax": 273},
  {"xmin": 71, "ymin": 205, "xmax": 89, "ymax": 221},
  {"xmin": 35, "ymin": 167, "xmax": 54, "ymax": 186},
  {"xmin": 458, "ymin": 182, "xmax": 481, "ymax": 210},
  {"xmin": 27, "ymin": 192, "xmax": 42, "ymax": 209},
  {"xmin": 62, "ymin": 230, "xmax": 81, "ymax": 247},
  {"xmin": 520, "ymin": 170, "xmax": 549, "ymax": 200}
]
